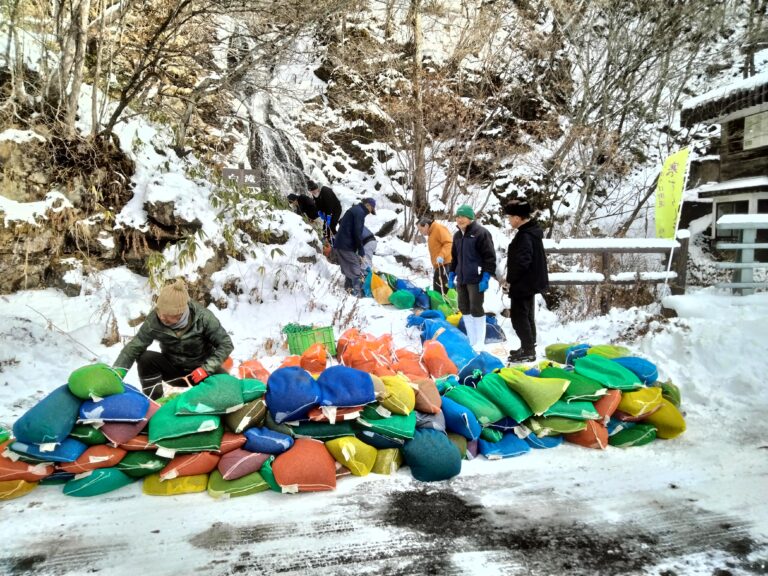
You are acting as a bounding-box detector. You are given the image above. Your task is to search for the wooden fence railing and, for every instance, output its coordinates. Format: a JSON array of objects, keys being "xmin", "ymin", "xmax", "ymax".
[
  {"xmin": 543, "ymin": 234, "xmax": 689, "ymax": 314},
  {"xmin": 715, "ymin": 214, "xmax": 768, "ymax": 295}
]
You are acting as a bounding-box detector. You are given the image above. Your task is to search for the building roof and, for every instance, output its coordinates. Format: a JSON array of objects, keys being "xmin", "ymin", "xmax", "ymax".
[
  {"xmin": 681, "ymin": 71, "xmax": 768, "ymax": 127},
  {"xmin": 693, "ymin": 176, "xmax": 768, "ymax": 199}
]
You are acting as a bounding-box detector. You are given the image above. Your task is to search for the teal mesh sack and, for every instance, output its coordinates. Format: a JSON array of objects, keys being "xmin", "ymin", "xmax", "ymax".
[
  {"xmin": 241, "ymin": 378, "xmax": 267, "ymax": 402},
  {"xmin": 259, "ymin": 456, "xmax": 282, "ymax": 492},
  {"xmin": 63, "ymin": 467, "xmax": 134, "ymax": 496},
  {"xmin": 357, "ymin": 406, "xmax": 416, "ymax": 440},
  {"xmin": 402, "ymin": 428, "xmax": 461, "ymax": 482},
  {"xmin": 116, "ymin": 451, "xmax": 170, "ymax": 478},
  {"xmin": 444, "ymin": 384, "xmax": 505, "ymax": 426},
  {"xmin": 13, "ymin": 385, "xmax": 81, "ymax": 445}
]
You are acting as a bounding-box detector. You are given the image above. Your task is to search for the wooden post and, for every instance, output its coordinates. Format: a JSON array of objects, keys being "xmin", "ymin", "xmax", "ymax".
[
  {"xmin": 600, "ymin": 251, "xmax": 611, "ymax": 314},
  {"xmin": 671, "ymin": 235, "xmax": 689, "ymax": 295}
]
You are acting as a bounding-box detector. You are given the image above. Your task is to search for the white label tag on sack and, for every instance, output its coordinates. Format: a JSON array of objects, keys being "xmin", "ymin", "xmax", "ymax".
[
  {"xmin": 38, "ymin": 442, "xmax": 58, "ymax": 453},
  {"xmin": 514, "ymin": 425, "xmax": 531, "ymax": 439},
  {"xmin": 155, "ymin": 447, "xmax": 176, "ymax": 459},
  {"xmin": 321, "ymin": 406, "xmax": 338, "ymax": 424},
  {"xmin": 375, "ymin": 405, "xmax": 392, "ymax": 418},
  {"xmin": 282, "ymin": 484, "xmax": 299, "ymax": 494}
]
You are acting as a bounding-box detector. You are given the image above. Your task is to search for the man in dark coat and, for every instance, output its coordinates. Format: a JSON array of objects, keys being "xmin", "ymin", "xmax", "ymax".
[
  {"xmin": 448, "ymin": 204, "xmax": 496, "ymax": 347},
  {"xmin": 308, "ymin": 180, "xmax": 342, "ymax": 241},
  {"xmin": 334, "ymin": 198, "xmax": 377, "ymax": 296},
  {"xmin": 112, "ymin": 279, "xmax": 234, "ymax": 399},
  {"xmin": 504, "ymin": 200, "xmax": 549, "ymax": 363},
  {"xmin": 287, "ymin": 193, "xmax": 319, "ymax": 221}
]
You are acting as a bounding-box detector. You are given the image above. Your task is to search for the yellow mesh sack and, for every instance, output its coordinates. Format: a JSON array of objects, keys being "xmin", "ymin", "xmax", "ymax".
[
  {"xmin": 370, "ymin": 448, "xmax": 402, "ymax": 475},
  {"xmin": 643, "ymin": 398, "xmax": 686, "ymax": 439},
  {"xmin": 446, "ymin": 313, "xmax": 462, "ymax": 327},
  {"xmin": 496, "ymin": 368, "xmax": 569, "ymax": 415},
  {"xmin": 617, "ymin": 387, "xmax": 663, "ymax": 417},
  {"xmin": 142, "ymin": 472, "xmax": 208, "ymax": 496},
  {"xmin": 325, "ymin": 437, "xmax": 377, "ymax": 476},
  {"xmin": 378, "ymin": 374, "xmax": 417, "ymax": 415},
  {"xmin": 371, "ymin": 272, "xmax": 394, "ymax": 305},
  {"xmin": 0, "ymin": 479, "xmax": 38, "ymax": 500}
]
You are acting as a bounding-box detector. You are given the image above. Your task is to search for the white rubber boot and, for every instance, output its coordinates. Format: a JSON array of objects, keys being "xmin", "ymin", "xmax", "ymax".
[
  {"xmin": 463, "ymin": 315, "xmax": 477, "ymax": 346},
  {"xmin": 473, "ymin": 315, "xmax": 486, "ymax": 349}
]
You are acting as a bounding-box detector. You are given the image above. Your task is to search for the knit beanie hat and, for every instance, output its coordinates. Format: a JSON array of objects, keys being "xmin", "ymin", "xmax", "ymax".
[
  {"xmin": 504, "ymin": 200, "xmax": 532, "ymax": 218},
  {"xmin": 455, "ymin": 204, "xmax": 475, "ymax": 220},
  {"xmin": 156, "ymin": 279, "xmax": 189, "ymax": 316}
]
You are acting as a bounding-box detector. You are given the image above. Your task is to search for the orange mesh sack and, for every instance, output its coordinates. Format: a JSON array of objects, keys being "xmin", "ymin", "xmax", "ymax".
[
  {"xmin": 370, "ymin": 272, "xmax": 393, "ymax": 305},
  {"xmin": 411, "ymin": 377, "xmax": 442, "ymax": 414},
  {"xmin": 278, "ymin": 355, "xmax": 302, "ymax": 369},
  {"xmin": 237, "ymin": 359, "xmax": 271, "ymax": 382},
  {"xmin": 564, "ymin": 420, "xmax": 609, "ymax": 450},
  {"xmin": 59, "ymin": 445, "xmax": 127, "ymax": 474},
  {"xmin": 337, "ymin": 328, "xmax": 361, "ymax": 357},
  {"xmin": 300, "ymin": 343, "xmax": 328, "ymax": 374},
  {"xmin": 421, "ymin": 340, "xmax": 458, "ymax": 378},
  {"xmin": 340, "ymin": 340, "xmax": 396, "ymax": 376},
  {"xmin": 272, "ymin": 438, "xmax": 336, "ymax": 493},
  {"xmin": 392, "ymin": 348, "xmax": 430, "ymax": 379},
  {"xmin": 160, "ymin": 451, "xmax": 220, "ymax": 480},
  {"xmin": 0, "ymin": 441, "xmax": 53, "ymax": 482}
]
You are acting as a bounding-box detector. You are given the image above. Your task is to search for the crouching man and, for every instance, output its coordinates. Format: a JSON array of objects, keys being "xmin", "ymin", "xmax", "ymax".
[{"xmin": 112, "ymin": 279, "xmax": 234, "ymax": 399}]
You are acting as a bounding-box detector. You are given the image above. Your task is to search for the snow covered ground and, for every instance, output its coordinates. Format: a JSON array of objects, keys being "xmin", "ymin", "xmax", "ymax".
[{"xmin": 0, "ymin": 276, "xmax": 766, "ymax": 576}]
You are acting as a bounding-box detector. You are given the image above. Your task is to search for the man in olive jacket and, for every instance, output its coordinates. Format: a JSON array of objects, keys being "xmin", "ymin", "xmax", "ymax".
[
  {"xmin": 504, "ymin": 200, "xmax": 549, "ymax": 363},
  {"xmin": 113, "ymin": 279, "xmax": 234, "ymax": 399}
]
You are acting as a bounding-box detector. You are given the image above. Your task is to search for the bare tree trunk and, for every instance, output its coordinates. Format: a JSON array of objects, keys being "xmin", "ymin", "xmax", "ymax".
[
  {"xmin": 384, "ymin": 0, "xmax": 397, "ymax": 39},
  {"xmin": 409, "ymin": 0, "xmax": 427, "ymax": 233},
  {"xmin": 65, "ymin": 0, "xmax": 92, "ymax": 132}
]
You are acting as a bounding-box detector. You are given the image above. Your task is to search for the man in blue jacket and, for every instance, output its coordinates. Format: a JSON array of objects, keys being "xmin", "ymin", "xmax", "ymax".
[
  {"xmin": 333, "ymin": 198, "xmax": 377, "ymax": 296},
  {"xmin": 504, "ymin": 200, "xmax": 549, "ymax": 363},
  {"xmin": 448, "ymin": 204, "xmax": 496, "ymax": 346}
]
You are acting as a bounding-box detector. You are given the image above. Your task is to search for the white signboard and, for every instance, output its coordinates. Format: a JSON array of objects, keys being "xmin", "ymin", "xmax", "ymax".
[{"xmin": 744, "ymin": 111, "xmax": 768, "ymax": 150}]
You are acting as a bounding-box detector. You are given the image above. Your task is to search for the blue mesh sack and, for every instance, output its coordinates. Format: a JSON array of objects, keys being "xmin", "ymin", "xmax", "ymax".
[
  {"xmin": 612, "ymin": 357, "xmax": 659, "ymax": 385},
  {"xmin": 13, "ymin": 385, "xmax": 81, "ymax": 445},
  {"xmin": 479, "ymin": 433, "xmax": 531, "ymax": 459},
  {"xmin": 489, "ymin": 416, "xmax": 520, "ymax": 432},
  {"xmin": 244, "ymin": 427, "xmax": 294, "ymax": 454},
  {"xmin": 79, "ymin": 384, "xmax": 150, "ymax": 424},
  {"xmin": 402, "ymin": 428, "xmax": 462, "ymax": 482},
  {"xmin": 440, "ymin": 396, "xmax": 481, "ymax": 441},
  {"xmin": 565, "ymin": 343, "xmax": 591, "ymax": 365},
  {"xmin": 415, "ymin": 410, "xmax": 446, "ymax": 432},
  {"xmin": 356, "ymin": 430, "xmax": 405, "ymax": 449},
  {"xmin": 457, "ymin": 352, "xmax": 504, "ymax": 387},
  {"xmin": 316, "ymin": 366, "xmax": 376, "ymax": 408},
  {"xmin": 11, "ymin": 438, "xmax": 87, "ymax": 463},
  {"xmin": 266, "ymin": 367, "xmax": 321, "ymax": 424},
  {"xmin": 524, "ymin": 434, "xmax": 564, "ymax": 449},
  {"xmin": 484, "ymin": 315, "xmax": 506, "ymax": 343}
]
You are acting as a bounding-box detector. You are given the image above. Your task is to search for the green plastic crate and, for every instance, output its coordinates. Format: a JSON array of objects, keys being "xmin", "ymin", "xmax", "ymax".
[{"xmin": 286, "ymin": 326, "xmax": 336, "ymax": 356}]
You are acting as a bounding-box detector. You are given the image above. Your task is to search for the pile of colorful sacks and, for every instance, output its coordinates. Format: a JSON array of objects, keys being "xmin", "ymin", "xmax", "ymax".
[{"xmin": 0, "ymin": 323, "xmax": 684, "ymax": 501}]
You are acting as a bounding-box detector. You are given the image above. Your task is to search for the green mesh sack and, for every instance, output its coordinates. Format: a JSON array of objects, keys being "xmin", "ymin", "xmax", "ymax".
[
  {"xmin": 264, "ymin": 412, "xmax": 295, "ymax": 437},
  {"xmin": 380, "ymin": 272, "xmax": 399, "ymax": 290},
  {"xmin": 656, "ymin": 380, "xmax": 681, "ymax": 407},
  {"xmin": 175, "ymin": 374, "xmax": 244, "ymax": 415},
  {"xmin": 325, "ymin": 437, "xmax": 377, "ymax": 476},
  {"xmin": 573, "ymin": 355, "xmax": 642, "ymax": 391},
  {"xmin": 0, "ymin": 429, "xmax": 9, "ymax": 444},
  {"xmin": 443, "ymin": 289, "xmax": 458, "ymax": 311},
  {"xmin": 148, "ymin": 396, "xmax": 221, "ymax": 443},
  {"xmin": 370, "ymin": 447, "xmax": 402, "ymax": 475},
  {"xmin": 609, "ymin": 424, "xmax": 657, "ymax": 448},
  {"xmin": 63, "ymin": 468, "xmax": 134, "ymax": 497},
  {"xmin": 444, "ymin": 384, "xmax": 505, "ymax": 426},
  {"xmin": 259, "ymin": 456, "xmax": 282, "ymax": 492},
  {"xmin": 389, "ymin": 290, "xmax": 416, "ymax": 310},
  {"xmin": 241, "ymin": 379, "xmax": 267, "ymax": 402},
  {"xmin": 447, "ymin": 433, "xmax": 468, "ymax": 459},
  {"xmin": 476, "ymin": 373, "xmax": 533, "ymax": 422},
  {"xmin": 496, "ymin": 368, "xmax": 569, "ymax": 415},
  {"xmin": 224, "ymin": 398, "xmax": 267, "ymax": 434},
  {"xmin": 544, "ymin": 343, "xmax": 578, "ymax": 364},
  {"xmin": 207, "ymin": 469, "xmax": 269, "ymax": 498},
  {"xmin": 154, "ymin": 425, "xmax": 224, "ymax": 456},
  {"xmin": 480, "ymin": 427, "xmax": 503, "ymax": 442},
  {"xmin": 543, "ymin": 400, "xmax": 601, "ymax": 421},
  {"xmin": 116, "ymin": 451, "xmax": 170, "ymax": 478},
  {"xmin": 586, "ymin": 344, "xmax": 632, "ymax": 359},
  {"xmin": 426, "ymin": 290, "xmax": 447, "ymax": 310},
  {"xmin": 437, "ymin": 303, "xmax": 454, "ymax": 317},
  {"xmin": 67, "ymin": 363, "xmax": 125, "ymax": 400},
  {"xmin": 69, "ymin": 424, "xmax": 108, "ymax": 446},
  {"xmin": 357, "ymin": 406, "xmax": 416, "ymax": 440},
  {"xmin": 527, "ymin": 416, "xmax": 587, "ymax": 437},
  {"xmin": 288, "ymin": 420, "xmax": 356, "ymax": 440},
  {"xmin": 540, "ymin": 365, "xmax": 607, "ymax": 402}
]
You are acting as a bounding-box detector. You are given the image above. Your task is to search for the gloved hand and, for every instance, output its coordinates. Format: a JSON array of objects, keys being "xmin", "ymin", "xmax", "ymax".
[
  {"xmin": 448, "ymin": 272, "xmax": 455, "ymax": 289},
  {"xmin": 478, "ymin": 272, "xmax": 491, "ymax": 293},
  {"xmin": 436, "ymin": 256, "xmax": 444, "ymax": 264},
  {"xmin": 189, "ymin": 367, "xmax": 209, "ymax": 384},
  {"xmin": 112, "ymin": 367, "xmax": 128, "ymax": 379}
]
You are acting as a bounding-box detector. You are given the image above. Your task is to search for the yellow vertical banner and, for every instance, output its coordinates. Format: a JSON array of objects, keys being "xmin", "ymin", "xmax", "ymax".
[{"xmin": 655, "ymin": 147, "xmax": 690, "ymax": 238}]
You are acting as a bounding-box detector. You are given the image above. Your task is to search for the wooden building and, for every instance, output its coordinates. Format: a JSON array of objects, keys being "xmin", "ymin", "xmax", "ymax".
[{"xmin": 681, "ymin": 72, "xmax": 768, "ymax": 259}]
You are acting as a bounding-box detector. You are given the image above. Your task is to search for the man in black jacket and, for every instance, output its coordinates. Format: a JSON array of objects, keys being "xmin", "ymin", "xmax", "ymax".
[
  {"xmin": 448, "ymin": 204, "xmax": 496, "ymax": 347},
  {"xmin": 504, "ymin": 200, "xmax": 549, "ymax": 363},
  {"xmin": 287, "ymin": 193, "xmax": 319, "ymax": 221},
  {"xmin": 308, "ymin": 180, "xmax": 342, "ymax": 241},
  {"xmin": 334, "ymin": 198, "xmax": 377, "ymax": 296}
]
